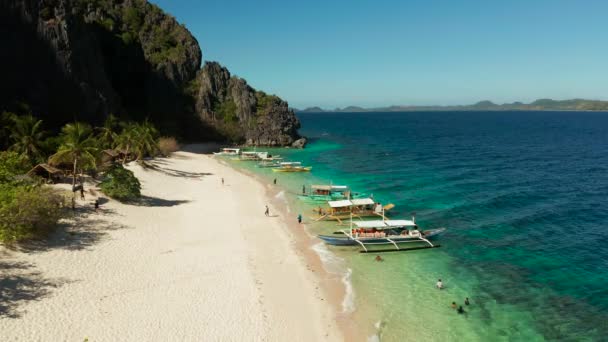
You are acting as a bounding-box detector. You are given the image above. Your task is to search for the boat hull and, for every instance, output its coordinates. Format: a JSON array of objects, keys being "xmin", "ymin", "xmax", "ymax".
[
  {"xmin": 271, "ymin": 166, "xmax": 312, "ymax": 172},
  {"xmin": 318, "ymin": 228, "xmax": 445, "ymax": 246}
]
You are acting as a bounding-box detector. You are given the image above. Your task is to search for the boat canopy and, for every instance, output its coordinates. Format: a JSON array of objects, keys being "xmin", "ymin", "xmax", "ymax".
[
  {"xmin": 279, "ymin": 162, "xmax": 302, "ymax": 166},
  {"xmin": 222, "ymin": 148, "xmax": 240, "ymax": 152},
  {"xmin": 328, "ymin": 200, "xmax": 353, "ymax": 208},
  {"xmin": 353, "ymin": 220, "xmax": 416, "ymax": 229},
  {"xmin": 350, "ymin": 198, "xmax": 375, "ymax": 206},
  {"xmin": 242, "ymin": 151, "xmax": 258, "ymax": 155},
  {"xmin": 312, "ymin": 185, "xmax": 348, "ymax": 191},
  {"xmin": 328, "ymin": 198, "xmax": 374, "ymax": 208}
]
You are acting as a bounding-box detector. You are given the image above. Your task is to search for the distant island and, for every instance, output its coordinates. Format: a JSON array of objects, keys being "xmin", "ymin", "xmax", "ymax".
[{"xmin": 295, "ymin": 99, "xmax": 608, "ymax": 113}]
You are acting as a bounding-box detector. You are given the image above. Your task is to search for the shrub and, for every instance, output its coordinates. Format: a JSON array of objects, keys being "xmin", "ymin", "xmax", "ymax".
[
  {"xmin": 0, "ymin": 151, "xmax": 28, "ymax": 183},
  {"xmin": 158, "ymin": 137, "xmax": 179, "ymax": 156},
  {"xmin": 100, "ymin": 164, "xmax": 141, "ymax": 202},
  {"xmin": 0, "ymin": 185, "xmax": 66, "ymax": 243}
]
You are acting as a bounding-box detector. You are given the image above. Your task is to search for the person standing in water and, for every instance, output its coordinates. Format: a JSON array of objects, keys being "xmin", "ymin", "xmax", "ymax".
[
  {"xmin": 451, "ymin": 302, "xmax": 457, "ymax": 309},
  {"xmin": 457, "ymin": 306, "xmax": 465, "ymax": 314},
  {"xmin": 265, "ymin": 205, "xmax": 270, "ymax": 216},
  {"xmin": 465, "ymin": 297, "xmax": 470, "ymax": 306},
  {"xmin": 297, "ymin": 214, "xmax": 302, "ymax": 224},
  {"xmin": 436, "ymin": 279, "xmax": 444, "ymax": 289},
  {"xmin": 302, "ymin": 185, "xmax": 306, "ymax": 194}
]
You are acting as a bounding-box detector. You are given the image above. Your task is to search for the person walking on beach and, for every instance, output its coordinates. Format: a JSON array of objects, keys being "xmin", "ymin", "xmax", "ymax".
[
  {"xmin": 302, "ymin": 185, "xmax": 306, "ymax": 194},
  {"xmin": 436, "ymin": 279, "xmax": 444, "ymax": 289},
  {"xmin": 265, "ymin": 205, "xmax": 270, "ymax": 216},
  {"xmin": 80, "ymin": 187, "xmax": 85, "ymax": 200},
  {"xmin": 297, "ymin": 214, "xmax": 302, "ymax": 224},
  {"xmin": 273, "ymin": 178, "xmax": 277, "ymax": 185},
  {"xmin": 221, "ymin": 177, "xmax": 224, "ymax": 185},
  {"xmin": 94, "ymin": 199, "xmax": 99, "ymax": 212}
]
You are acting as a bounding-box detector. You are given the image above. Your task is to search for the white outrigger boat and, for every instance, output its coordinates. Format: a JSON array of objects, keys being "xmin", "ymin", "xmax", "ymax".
[
  {"xmin": 234, "ymin": 151, "xmax": 280, "ymax": 161},
  {"xmin": 213, "ymin": 148, "xmax": 240, "ymax": 156},
  {"xmin": 312, "ymin": 198, "xmax": 394, "ymax": 224},
  {"xmin": 318, "ymin": 217, "xmax": 445, "ymax": 252}
]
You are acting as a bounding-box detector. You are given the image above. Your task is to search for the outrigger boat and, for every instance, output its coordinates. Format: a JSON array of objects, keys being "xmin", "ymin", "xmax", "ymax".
[
  {"xmin": 256, "ymin": 160, "xmax": 283, "ymax": 168},
  {"xmin": 318, "ymin": 217, "xmax": 445, "ymax": 252},
  {"xmin": 213, "ymin": 148, "xmax": 240, "ymax": 156},
  {"xmin": 298, "ymin": 184, "xmax": 364, "ymax": 202},
  {"xmin": 312, "ymin": 198, "xmax": 394, "ymax": 224},
  {"xmin": 271, "ymin": 161, "xmax": 312, "ymax": 172},
  {"xmin": 234, "ymin": 151, "xmax": 280, "ymax": 161}
]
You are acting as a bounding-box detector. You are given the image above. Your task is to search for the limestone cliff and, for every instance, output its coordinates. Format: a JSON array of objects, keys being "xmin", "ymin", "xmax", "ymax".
[
  {"xmin": 0, "ymin": 0, "xmax": 301, "ymax": 145},
  {"xmin": 195, "ymin": 62, "xmax": 300, "ymax": 146}
]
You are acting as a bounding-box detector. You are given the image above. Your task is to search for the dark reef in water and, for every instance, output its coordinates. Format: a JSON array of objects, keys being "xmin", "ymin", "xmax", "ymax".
[{"xmin": 0, "ymin": 0, "xmax": 302, "ymax": 146}]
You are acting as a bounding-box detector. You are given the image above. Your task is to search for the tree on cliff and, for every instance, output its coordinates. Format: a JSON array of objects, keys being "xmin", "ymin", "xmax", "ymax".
[{"xmin": 49, "ymin": 123, "xmax": 98, "ymax": 197}]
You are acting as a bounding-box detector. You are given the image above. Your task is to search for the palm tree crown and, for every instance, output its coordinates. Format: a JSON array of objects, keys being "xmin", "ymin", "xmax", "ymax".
[{"xmin": 8, "ymin": 114, "xmax": 46, "ymax": 164}]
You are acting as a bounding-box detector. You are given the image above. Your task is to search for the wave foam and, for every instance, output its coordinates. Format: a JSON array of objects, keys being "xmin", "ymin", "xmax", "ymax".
[{"xmin": 311, "ymin": 243, "xmax": 355, "ymax": 313}]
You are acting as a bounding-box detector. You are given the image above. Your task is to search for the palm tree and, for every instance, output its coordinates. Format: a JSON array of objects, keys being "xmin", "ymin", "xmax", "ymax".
[
  {"xmin": 8, "ymin": 114, "xmax": 46, "ymax": 165},
  {"xmin": 49, "ymin": 122, "xmax": 99, "ymax": 198},
  {"xmin": 115, "ymin": 120, "xmax": 159, "ymax": 163},
  {"xmin": 96, "ymin": 114, "xmax": 119, "ymax": 149}
]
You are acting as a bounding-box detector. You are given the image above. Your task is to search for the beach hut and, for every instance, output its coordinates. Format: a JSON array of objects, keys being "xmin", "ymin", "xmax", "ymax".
[{"xmin": 27, "ymin": 163, "xmax": 65, "ymax": 183}]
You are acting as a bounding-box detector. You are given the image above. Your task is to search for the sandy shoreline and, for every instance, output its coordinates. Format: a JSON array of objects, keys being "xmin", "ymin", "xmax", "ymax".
[{"xmin": 0, "ymin": 146, "xmax": 344, "ymax": 341}]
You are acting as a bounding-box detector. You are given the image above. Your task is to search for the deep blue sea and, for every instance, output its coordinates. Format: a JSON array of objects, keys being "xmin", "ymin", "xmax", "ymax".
[{"xmin": 234, "ymin": 111, "xmax": 608, "ymax": 340}]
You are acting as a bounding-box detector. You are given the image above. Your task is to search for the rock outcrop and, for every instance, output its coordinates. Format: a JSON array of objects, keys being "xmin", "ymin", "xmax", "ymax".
[
  {"xmin": 195, "ymin": 62, "xmax": 301, "ymax": 146},
  {"xmin": 0, "ymin": 0, "xmax": 301, "ymax": 145}
]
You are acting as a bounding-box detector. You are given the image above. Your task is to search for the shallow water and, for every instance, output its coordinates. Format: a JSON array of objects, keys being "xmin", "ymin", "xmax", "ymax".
[{"xmin": 226, "ymin": 111, "xmax": 608, "ymax": 341}]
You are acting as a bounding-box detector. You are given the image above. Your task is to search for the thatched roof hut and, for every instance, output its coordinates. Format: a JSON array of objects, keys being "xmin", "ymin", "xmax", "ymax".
[{"xmin": 27, "ymin": 163, "xmax": 65, "ymax": 182}]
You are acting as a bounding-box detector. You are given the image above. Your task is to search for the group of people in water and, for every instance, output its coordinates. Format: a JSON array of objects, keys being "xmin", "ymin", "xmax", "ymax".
[{"xmin": 438, "ymin": 279, "xmax": 471, "ymax": 314}]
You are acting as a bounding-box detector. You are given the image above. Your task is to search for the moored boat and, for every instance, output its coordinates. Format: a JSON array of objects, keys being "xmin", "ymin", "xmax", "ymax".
[
  {"xmin": 213, "ymin": 148, "xmax": 240, "ymax": 156},
  {"xmin": 271, "ymin": 162, "xmax": 312, "ymax": 172},
  {"xmin": 318, "ymin": 218, "xmax": 445, "ymax": 252},
  {"xmin": 312, "ymin": 198, "xmax": 394, "ymax": 224},
  {"xmin": 298, "ymin": 184, "xmax": 364, "ymax": 202}
]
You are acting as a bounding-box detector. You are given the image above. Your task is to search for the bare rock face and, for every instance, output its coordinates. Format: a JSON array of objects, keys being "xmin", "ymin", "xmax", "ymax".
[
  {"xmin": 291, "ymin": 137, "xmax": 307, "ymax": 148},
  {"xmin": 1, "ymin": 0, "xmax": 302, "ymax": 145},
  {"xmin": 195, "ymin": 62, "xmax": 301, "ymax": 146}
]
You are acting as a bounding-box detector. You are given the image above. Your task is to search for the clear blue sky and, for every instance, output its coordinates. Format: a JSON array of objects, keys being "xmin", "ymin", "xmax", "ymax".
[{"xmin": 152, "ymin": 0, "xmax": 608, "ymax": 109}]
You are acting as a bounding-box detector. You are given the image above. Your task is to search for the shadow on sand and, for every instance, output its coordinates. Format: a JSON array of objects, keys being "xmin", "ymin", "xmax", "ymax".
[
  {"xmin": 16, "ymin": 210, "xmax": 129, "ymax": 253},
  {"xmin": 134, "ymin": 195, "xmax": 190, "ymax": 207},
  {"xmin": 0, "ymin": 209, "xmax": 129, "ymax": 318},
  {"xmin": 140, "ymin": 159, "xmax": 213, "ymax": 179},
  {"xmin": 0, "ymin": 259, "xmax": 70, "ymax": 319}
]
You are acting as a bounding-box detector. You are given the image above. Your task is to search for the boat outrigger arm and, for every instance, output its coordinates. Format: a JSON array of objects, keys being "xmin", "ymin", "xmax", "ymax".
[{"xmin": 346, "ymin": 215, "xmax": 437, "ymax": 253}]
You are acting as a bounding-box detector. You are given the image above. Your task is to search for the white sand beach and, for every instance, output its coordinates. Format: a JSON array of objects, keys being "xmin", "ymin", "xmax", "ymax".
[{"xmin": 0, "ymin": 147, "xmax": 342, "ymax": 341}]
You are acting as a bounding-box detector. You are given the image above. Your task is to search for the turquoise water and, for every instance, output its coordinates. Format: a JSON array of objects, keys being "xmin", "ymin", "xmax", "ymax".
[{"xmin": 227, "ymin": 111, "xmax": 608, "ymax": 341}]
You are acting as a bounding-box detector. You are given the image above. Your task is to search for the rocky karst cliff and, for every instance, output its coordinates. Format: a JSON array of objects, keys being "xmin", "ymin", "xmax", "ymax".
[
  {"xmin": 195, "ymin": 62, "xmax": 301, "ymax": 146},
  {"xmin": 0, "ymin": 0, "xmax": 302, "ymax": 145}
]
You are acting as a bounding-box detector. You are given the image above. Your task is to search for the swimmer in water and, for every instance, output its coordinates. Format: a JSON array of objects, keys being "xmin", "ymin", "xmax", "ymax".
[
  {"xmin": 375, "ymin": 255, "xmax": 384, "ymax": 262},
  {"xmin": 457, "ymin": 306, "xmax": 465, "ymax": 314},
  {"xmin": 465, "ymin": 297, "xmax": 470, "ymax": 306},
  {"xmin": 451, "ymin": 302, "xmax": 457, "ymax": 309}
]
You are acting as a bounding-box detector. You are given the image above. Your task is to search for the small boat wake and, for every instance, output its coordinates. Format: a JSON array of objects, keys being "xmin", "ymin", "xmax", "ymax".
[{"xmin": 311, "ymin": 243, "xmax": 355, "ymax": 314}]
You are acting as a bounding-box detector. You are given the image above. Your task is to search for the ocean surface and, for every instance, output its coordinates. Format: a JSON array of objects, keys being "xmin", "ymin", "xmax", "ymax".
[{"xmin": 228, "ymin": 111, "xmax": 608, "ymax": 341}]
